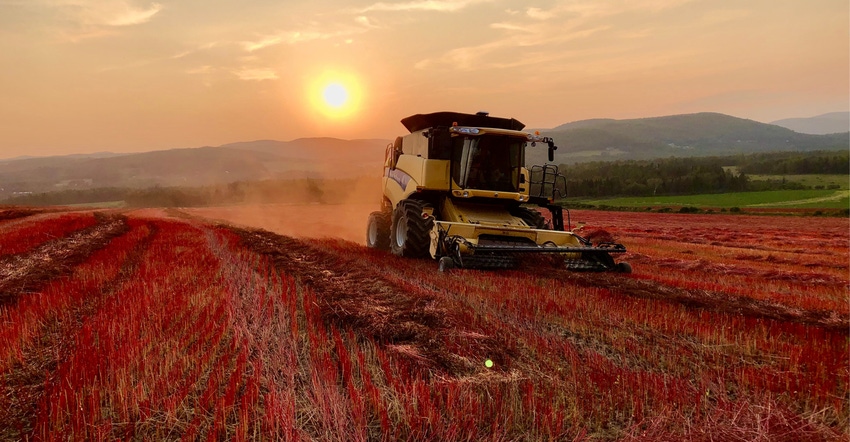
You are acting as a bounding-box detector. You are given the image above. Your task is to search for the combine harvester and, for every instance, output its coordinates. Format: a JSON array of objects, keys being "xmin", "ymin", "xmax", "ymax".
[{"xmin": 366, "ymin": 111, "xmax": 630, "ymax": 272}]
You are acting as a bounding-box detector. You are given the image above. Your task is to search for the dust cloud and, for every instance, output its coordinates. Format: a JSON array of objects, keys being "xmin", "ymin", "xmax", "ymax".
[
  {"xmin": 176, "ymin": 137, "xmax": 391, "ymax": 244},
  {"xmin": 183, "ymin": 176, "xmax": 383, "ymax": 244}
]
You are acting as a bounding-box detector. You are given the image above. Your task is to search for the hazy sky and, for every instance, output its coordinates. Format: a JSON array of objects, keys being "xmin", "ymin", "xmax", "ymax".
[{"xmin": 1, "ymin": 0, "xmax": 847, "ymax": 158}]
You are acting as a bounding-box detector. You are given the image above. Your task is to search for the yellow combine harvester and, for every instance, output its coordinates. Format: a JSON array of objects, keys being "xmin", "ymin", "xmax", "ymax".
[{"xmin": 366, "ymin": 111, "xmax": 630, "ymax": 272}]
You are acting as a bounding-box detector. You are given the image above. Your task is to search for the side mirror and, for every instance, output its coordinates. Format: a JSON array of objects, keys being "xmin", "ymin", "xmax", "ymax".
[
  {"xmin": 547, "ymin": 141, "xmax": 557, "ymax": 162},
  {"xmin": 429, "ymin": 127, "xmax": 452, "ymax": 160}
]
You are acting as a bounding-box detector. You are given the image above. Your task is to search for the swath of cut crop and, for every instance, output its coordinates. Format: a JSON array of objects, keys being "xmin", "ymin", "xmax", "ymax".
[
  {"xmin": 228, "ymin": 227, "xmax": 514, "ymax": 376},
  {"xmin": 0, "ymin": 212, "xmax": 99, "ymax": 257},
  {"xmin": 527, "ymin": 267, "xmax": 849, "ymax": 332},
  {"xmin": 0, "ymin": 219, "xmax": 155, "ymax": 440},
  {"xmin": 0, "ymin": 213, "xmax": 128, "ymax": 306},
  {"xmin": 0, "ymin": 207, "xmax": 39, "ymax": 222}
]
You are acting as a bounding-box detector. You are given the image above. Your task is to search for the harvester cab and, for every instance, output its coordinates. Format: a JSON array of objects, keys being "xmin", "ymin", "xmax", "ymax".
[{"xmin": 366, "ymin": 111, "xmax": 630, "ymax": 272}]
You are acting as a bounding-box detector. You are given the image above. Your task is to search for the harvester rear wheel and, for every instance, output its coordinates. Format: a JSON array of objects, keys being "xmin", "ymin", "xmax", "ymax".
[
  {"xmin": 366, "ymin": 211, "xmax": 391, "ymax": 250},
  {"xmin": 390, "ymin": 199, "xmax": 433, "ymax": 258}
]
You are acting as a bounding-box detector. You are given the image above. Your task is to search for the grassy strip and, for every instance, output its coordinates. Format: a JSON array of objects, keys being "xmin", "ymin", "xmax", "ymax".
[
  {"xmin": 747, "ymin": 174, "xmax": 849, "ymax": 189},
  {"xmin": 576, "ymin": 189, "xmax": 849, "ymax": 209}
]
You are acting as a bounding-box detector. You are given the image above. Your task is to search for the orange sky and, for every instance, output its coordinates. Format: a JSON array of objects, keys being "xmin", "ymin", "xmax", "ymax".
[{"xmin": 0, "ymin": 0, "xmax": 847, "ymax": 158}]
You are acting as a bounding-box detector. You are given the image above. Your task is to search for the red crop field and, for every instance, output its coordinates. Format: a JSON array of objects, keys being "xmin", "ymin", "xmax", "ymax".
[{"xmin": 0, "ymin": 205, "xmax": 847, "ymax": 440}]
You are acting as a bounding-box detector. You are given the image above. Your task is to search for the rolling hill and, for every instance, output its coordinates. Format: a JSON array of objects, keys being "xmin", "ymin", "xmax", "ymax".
[
  {"xmin": 530, "ymin": 112, "xmax": 849, "ymax": 165},
  {"xmin": 0, "ymin": 140, "xmax": 389, "ymax": 199},
  {"xmin": 2, "ymin": 112, "xmax": 847, "ymax": 200},
  {"xmin": 770, "ymin": 112, "xmax": 849, "ymax": 135}
]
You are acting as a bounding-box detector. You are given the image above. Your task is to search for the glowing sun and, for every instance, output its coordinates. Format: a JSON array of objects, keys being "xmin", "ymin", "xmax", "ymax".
[
  {"xmin": 308, "ymin": 72, "xmax": 362, "ymax": 119},
  {"xmin": 322, "ymin": 83, "xmax": 349, "ymax": 109}
]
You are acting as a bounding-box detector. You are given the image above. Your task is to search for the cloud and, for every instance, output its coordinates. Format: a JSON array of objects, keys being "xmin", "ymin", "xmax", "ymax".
[
  {"xmin": 414, "ymin": 0, "xmax": 703, "ymax": 72},
  {"xmin": 242, "ymin": 30, "xmax": 338, "ymax": 51},
  {"xmin": 359, "ymin": 0, "xmax": 492, "ymax": 13},
  {"xmin": 355, "ymin": 16, "xmax": 379, "ymax": 29},
  {"xmin": 186, "ymin": 65, "xmax": 213, "ymax": 75},
  {"xmin": 700, "ymin": 9, "xmax": 751, "ymax": 25},
  {"xmin": 416, "ymin": 24, "xmax": 609, "ymax": 71},
  {"xmin": 523, "ymin": 0, "xmax": 693, "ymax": 24},
  {"xmin": 23, "ymin": 0, "xmax": 163, "ymax": 41},
  {"xmin": 490, "ymin": 22, "xmax": 531, "ymax": 32},
  {"xmin": 105, "ymin": 2, "xmax": 162, "ymax": 26},
  {"xmin": 241, "ymin": 18, "xmax": 374, "ymax": 52},
  {"xmin": 48, "ymin": 0, "xmax": 163, "ymax": 27},
  {"xmin": 233, "ymin": 68, "xmax": 278, "ymax": 81},
  {"xmin": 526, "ymin": 7, "xmax": 555, "ymax": 20},
  {"xmin": 243, "ymin": 35, "xmax": 284, "ymax": 52}
]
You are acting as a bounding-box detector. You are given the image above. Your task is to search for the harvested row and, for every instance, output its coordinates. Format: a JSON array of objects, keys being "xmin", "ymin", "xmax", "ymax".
[
  {"xmin": 228, "ymin": 227, "xmax": 588, "ymax": 440},
  {"xmin": 280, "ymin": 234, "xmax": 847, "ymax": 439},
  {"xmin": 0, "ymin": 212, "xmax": 99, "ymax": 257},
  {"xmin": 0, "ymin": 217, "xmax": 152, "ymax": 439},
  {"xmin": 0, "ymin": 213, "xmax": 128, "ymax": 306},
  {"xmin": 228, "ymin": 227, "xmax": 513, "ymax": 376},
  {"xmin": 25, "ymin": 218, "xmax": 244, "ymax": 440},
  {"xmin": 0, "ymin": 210, "xmax": 845, "ymax": 440},
  {"xmin": 0, "ymin": 207, "xmax": 39, "ymax": 222}
]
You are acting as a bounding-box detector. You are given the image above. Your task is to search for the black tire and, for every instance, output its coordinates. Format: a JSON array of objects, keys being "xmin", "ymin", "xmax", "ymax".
[
  {"xmin": 390, "ymin": 199, "xmax": 434, "ymax": 258},
  {"xmin": 514, "ymin": 207, "xmax": 547, "ymax": 229},
  {"xmin": 615, "ymin": 261, "xmax": 632, "ymax": 274},
  {"xmin": 366, "ymin": 211, "xmax": 391, "ymax": 250},
  {"xmin": 438, "ymin": 256, "xmax": 454, "ymax": 272}
]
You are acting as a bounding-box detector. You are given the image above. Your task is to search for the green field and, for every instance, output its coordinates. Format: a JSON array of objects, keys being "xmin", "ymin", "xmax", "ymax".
[
  {"xmin": 64, "ymin": 200, "xmax": 127, "ymax": 209},
  {"xmin": 748, "ymin": 174, "xmax": 849, "ymax": 189},
  {"xmin": 577, "ymin": 189, "xmax": 850, "ymax": 210}
]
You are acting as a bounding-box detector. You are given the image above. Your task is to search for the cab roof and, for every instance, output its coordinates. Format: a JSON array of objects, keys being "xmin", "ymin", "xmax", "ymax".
[{"xmin": 401, "ymin": 112, "xmax": 525, "ymax": 133}]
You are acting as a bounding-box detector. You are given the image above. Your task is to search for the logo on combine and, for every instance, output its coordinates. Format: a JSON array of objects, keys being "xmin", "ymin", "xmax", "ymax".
[{"xmin": 385, "ymin": 167, "xmax": 411, "ymax": 190}]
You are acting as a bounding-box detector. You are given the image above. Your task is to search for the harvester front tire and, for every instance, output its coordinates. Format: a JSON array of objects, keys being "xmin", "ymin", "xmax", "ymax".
[
  {"xmin": 390, "ymin": 200, "xmax": 433, "ymax": 258},
  {"xmin": 438, "ymin": 256, "xmax": 454, "ymax": 272},
  {"xmin": 514, "ymin": 207, "xmax": 547, "ymax": 229},
  {"xmin": 366, "ymin": 211, "xmax": 391, "ymax": 250}
]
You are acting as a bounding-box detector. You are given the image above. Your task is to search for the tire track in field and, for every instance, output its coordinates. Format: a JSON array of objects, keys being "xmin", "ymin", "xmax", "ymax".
[
  {"xmin": 229, "ymin": 227, "xmax": 514, "ymax": 375},
  {"xmin": 0, "ymin": 220, "xmax": 158, "ymax": 440},
  {"xmin": 530, "ymin": 266, "xmax": 849, "ymax": 333},
  {"xmin": 0, "ymin": 213, "xmax": 128, "ymax": 306}
]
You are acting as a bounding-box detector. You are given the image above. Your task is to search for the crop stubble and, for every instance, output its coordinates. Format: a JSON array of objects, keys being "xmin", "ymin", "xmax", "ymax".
[{"xmin": 0, "ymin": 207, "xmax": 846, "ymax": 440}]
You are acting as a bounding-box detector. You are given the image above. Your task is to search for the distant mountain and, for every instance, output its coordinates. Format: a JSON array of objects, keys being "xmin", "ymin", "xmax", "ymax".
[
  {"xmin": 2, "ymin": 112, "xmax": 847, "ymax": 200},
  {"xmin": 530, "ymin": 112, "xmax": 849, "ymax": 165},
  {"xmin": 0, "ymin": 151, "xmax": 127, "ymax": 162},
  {"xmin": 0, "ymin": 139, "xmax": 390, "ymax": 200},
  {"xmin": 770, "ymin": 112, "xmax": 850, "ymax": 135},
  {"xmin": 222, "ymin": 138, "xmax": 390, "ymax": 158}
]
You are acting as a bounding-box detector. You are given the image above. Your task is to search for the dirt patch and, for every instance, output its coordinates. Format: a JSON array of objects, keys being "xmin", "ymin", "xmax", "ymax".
[{"xmin": 0, "ymin": 213, "xmax": 129, "ymax": 306}]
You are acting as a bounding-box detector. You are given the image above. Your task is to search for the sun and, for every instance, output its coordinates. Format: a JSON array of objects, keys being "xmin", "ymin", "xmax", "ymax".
[
  {"xmin": 322, "ymin": 83, "xmax": 349, "ymax": 109},
  {"xmin": 308, "ymin": 71, "xmax": 362, "ymax": 120}
]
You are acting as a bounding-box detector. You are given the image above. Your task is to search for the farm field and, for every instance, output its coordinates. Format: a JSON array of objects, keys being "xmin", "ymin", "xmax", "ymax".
[
  {"xmin": 747, "ymin": 174, "xmax": 849, "ymax": 190},
  {"xmin": 0, "ymin": 205, "xmax": 847, "ymax": 440},
  {"xmin": 578, "ymin": 189, "xmax": 850, "ymax": 210}
]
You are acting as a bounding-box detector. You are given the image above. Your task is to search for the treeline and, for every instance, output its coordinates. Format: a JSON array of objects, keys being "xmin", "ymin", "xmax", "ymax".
[
  {"xmin": 552, "ymin": 157, "xmax": 748, "ymax": 198},
  {"xmin": 545, "ymin": 150, "xmax": 848, "ymax": 198},
  {"xmin": 736, "ymin": 151, "xmax": 849, "ymax": 175},
  {"xmin": 1, "ymin": 178, "xmax": 379, "ymax": 207}
]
